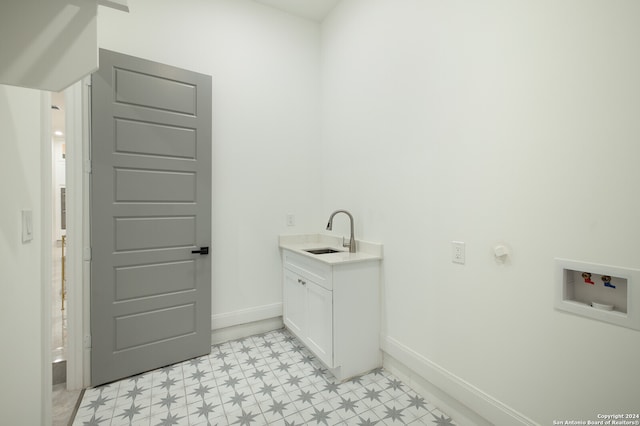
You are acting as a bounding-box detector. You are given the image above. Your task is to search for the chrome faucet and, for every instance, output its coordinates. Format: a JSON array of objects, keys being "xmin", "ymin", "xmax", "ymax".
[{"xmin": 326, "ymin": 210, "xmax": 356, "ymax": 253}]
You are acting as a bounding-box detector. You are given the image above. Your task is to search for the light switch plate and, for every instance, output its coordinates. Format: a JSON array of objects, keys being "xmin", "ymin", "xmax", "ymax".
[{"xmin": 22, "ymin": 210, "xmax": 33, "ymax": 243}]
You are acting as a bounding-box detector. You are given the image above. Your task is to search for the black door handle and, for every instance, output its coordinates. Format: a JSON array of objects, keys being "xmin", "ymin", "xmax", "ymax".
[{"xmin": 191, "ymin": 246, "xmax": 209, "ymax": 255}]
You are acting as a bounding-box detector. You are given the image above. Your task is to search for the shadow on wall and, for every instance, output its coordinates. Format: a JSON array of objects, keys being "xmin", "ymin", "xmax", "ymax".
[{"xmin": 0, "ymin": 0, "xmax": 97, "ymax": 91}]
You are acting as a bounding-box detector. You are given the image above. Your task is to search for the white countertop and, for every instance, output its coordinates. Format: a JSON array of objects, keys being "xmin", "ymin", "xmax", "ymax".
[{"xmin": 279, "ymin": 233, "xmax": 383, "ymax": 265}]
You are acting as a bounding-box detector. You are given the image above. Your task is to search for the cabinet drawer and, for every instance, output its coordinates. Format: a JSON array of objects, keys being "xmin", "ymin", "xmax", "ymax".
[{"xmin": 283, "ymin": 250, "xmax": 332, "ymax": 291}]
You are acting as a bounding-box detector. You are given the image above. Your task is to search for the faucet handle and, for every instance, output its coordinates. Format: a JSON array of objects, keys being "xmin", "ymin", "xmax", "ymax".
[{"xmin": 342, "ymin": 237, "xmax": 349, "ymax": 248}]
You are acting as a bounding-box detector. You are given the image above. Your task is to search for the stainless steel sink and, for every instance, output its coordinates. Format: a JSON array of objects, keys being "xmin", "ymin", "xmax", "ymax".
[{"xmin": 305, "ymin": 248, "xmax": 342, "ymax": 255}]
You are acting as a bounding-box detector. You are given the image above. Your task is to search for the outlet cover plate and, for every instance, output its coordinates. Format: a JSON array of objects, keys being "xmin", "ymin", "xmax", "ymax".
[
  {"xmin": 22, "ymin": 209, "xmax": 33, "ymax": 243},
  {"xmin": 452, "ymin": 241, "xmax": 465, "ymax": 264}
]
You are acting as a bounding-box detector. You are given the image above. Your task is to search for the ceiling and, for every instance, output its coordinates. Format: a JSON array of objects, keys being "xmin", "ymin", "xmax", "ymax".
[
  {"xmin": 47, "ymin": 1, "xmax": 339, "ymax": 142},
  {"xmin": 253, "ymin": 0, "xmax": 340, "ymax": 21}
]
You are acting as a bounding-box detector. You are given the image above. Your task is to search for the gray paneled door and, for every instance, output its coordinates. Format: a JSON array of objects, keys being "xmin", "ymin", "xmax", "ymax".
[{"xmin": 90, "ymin": 49, "xmax": 212, "ymax": 386}]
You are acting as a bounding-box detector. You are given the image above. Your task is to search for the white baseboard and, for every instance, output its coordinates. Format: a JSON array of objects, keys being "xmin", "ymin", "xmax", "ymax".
[
  {"xmin": 380, "ymin": 335, "xmax": 539, "ymax": 426},
  {"xmin": 210, "ymin": 303, "xmax": 283, "ymax": 345},
  {"xmin": 211, "ymin": 316, "xmax": 283, "ymax": 345},
  {"xmin": 211, "ymin": 302, "xmax": 282, "ymax": 330}
]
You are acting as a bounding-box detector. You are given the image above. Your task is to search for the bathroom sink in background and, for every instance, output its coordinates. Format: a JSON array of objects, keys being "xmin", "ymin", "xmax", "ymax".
[{"xmin": 305, "ymin": 248, "xmax": 343, "ymax": 255}]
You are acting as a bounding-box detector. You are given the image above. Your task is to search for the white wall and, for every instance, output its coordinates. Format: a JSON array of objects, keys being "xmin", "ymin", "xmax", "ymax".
[
  {"xmin": 0, "ymin": 85, "xmax": 46, "ymax": 424},
  {"xmin": 98, "ymin": 0, "xmax": 322, "ymax": 327},
  {"xmin": 321, "ymin": 0, "xmax": 640, "ymax": 423}
]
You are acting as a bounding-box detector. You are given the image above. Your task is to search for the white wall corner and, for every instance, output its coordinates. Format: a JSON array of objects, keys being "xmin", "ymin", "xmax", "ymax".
[
  {"xmin": 211, "ymin": 302, "xmax": 283, "ymax": 331},
  {"xmin": 380, "ymin": 334, "xmax": 539, "ymax": 426}
]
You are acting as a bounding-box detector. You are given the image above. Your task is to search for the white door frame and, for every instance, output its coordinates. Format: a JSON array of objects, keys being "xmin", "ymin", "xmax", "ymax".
[
  {"xmin": 42, "ymin": 81, "xmax": 88, "ymax": 411},
  {"xmin": 64, "ymin": 78, "xmax": 91, "ymax": 389},
  {"xmin": 41, "ymin": 81, "xmax": 90, "ymax": 425},
  {"xmin": 41, "ymin": 90, "xmax": 53, "ymax": 425}
]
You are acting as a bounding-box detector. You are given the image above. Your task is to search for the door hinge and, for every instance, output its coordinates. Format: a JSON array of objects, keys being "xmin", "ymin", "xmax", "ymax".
[
  {"xmin": 84, "ymin": 160, "xmax": 92, "ymax": 173},
  {"xmin": 84, "ymin": 247, "xmax": 91, "ymax": 261},
  {"xmin": 84, "ymin": 334, "xmax": 91, "ymax": 349}
]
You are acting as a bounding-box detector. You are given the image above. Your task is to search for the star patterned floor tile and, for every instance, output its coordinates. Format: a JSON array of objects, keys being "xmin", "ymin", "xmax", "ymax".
[{"xmin": 72, "ymin": 328, "xmax": 457, "ymax": 426}]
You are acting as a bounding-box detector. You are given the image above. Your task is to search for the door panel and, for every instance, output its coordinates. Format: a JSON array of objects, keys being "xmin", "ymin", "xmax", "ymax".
[
  {"xmin": 90, "ymin": 49, "xmax": 212, "ymax": 386},
  {"xmin": 115, "ymin": 304, "xmax": 196, "ymax": 351},
  {"xmin": 114, "ymin": 67, "xmax": 197, "ymax": 114},
  {"xmin": 115, "ymin": 169, "xmax": 196, "ymax": 202},
  {"xmin": 115, "ymin": 260, "xmax": 196, "ymax": 301},
  {"xmin": 114, "ymin": 216, "xmax": 196, "ymax": 250},
  {"xmin": 115, "ymin": 119, "xmax": 197, "ymax": 159}
]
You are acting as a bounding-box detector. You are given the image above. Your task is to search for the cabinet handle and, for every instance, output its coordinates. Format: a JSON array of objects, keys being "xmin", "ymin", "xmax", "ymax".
[{"xmin": 297, "ymin": 278, "xmax": 306, "ymax": 285}]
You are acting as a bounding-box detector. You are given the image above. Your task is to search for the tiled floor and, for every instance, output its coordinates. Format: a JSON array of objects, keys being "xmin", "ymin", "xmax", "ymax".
[
  {"xmin": 73, "ymin": 329, "xmax": 456, "ymax": 425},
  {"xmin": 53, "ymin": 383, "xmax": 82, "ymax": 426}
]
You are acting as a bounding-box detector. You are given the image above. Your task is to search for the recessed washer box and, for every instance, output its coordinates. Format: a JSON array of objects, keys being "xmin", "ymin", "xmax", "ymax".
[{"xmin": 555, "ymin": 258, "xmax": 640, "ymax": 331}]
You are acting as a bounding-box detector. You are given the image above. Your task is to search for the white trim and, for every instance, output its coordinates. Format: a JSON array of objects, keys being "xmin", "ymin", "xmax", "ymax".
[
  {"xmin": 212, "ymin": 317, "xmax": 284, "ymax": 346},
  {"xmin": 82, "ymin": 76, "xmax": 92, "ymax": 387},
  {"xmin": 211, "ymin": 302, "xmax": 283, "ymax": 330},
  {"xmin": 64, "ymin": 81, "xmax": 85, "ymax": 390},
  {"xmin": 41, "ymin": 91, "xmax": 53, "ymax": 426},
  {"xmin": 380, "ymin": 334, "xmax": 539, "ymax": 426}
]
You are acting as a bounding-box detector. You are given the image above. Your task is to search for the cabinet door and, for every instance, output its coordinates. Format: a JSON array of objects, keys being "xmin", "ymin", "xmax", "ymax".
[
  {"xmin": 305, "ymin": 281, "xmax": 333, "ymax": 367},
  {"xmin": 283, "ymin": 269, "xmax": 305, "ymax": 337}
]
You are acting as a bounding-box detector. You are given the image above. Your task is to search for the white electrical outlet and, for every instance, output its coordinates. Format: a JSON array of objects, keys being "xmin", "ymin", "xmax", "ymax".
[
  {"xmin": 286, "ymin": 214, "xmax": 295, "ymax": 227},
  {"xmin": 452, "ymin": 241, "xmax": 465, "ymax": 264}
]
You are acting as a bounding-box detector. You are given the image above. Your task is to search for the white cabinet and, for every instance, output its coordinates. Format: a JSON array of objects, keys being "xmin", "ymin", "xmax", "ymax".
[
  {"xmin": 281, "ymin": 249, "xmax": 381, "ymax": 381},
  {"xmin": 284, "ymin": 268, "xmax": 333, "ymax": 366}
]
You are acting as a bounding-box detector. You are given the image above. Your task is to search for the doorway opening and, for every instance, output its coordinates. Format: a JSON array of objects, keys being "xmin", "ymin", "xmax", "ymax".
[
  {"xmin": 50, "ymin": 82, "xmax": 87, "ymax": 425},
  {"xmin": 51, "ymin": 91, "xmax": 67, "ymax": 377}
]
